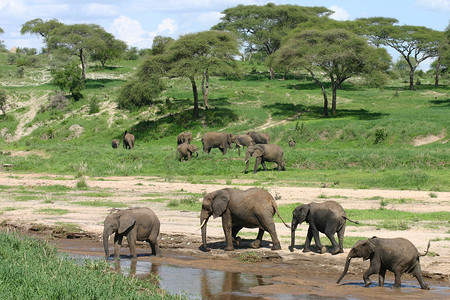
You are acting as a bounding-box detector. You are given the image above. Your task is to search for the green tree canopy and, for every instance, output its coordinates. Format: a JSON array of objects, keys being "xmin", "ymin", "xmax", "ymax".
[
  {"xmin": 21, "ymin": 18, "xmax": 62, "ymax": 54},
  {"xmin": 90, "ymin": 31, "xmax": 127, "ymax": 68},
  {"xmin": 151, "ymin": 36, "xmax": 174, "ymax": 55},
  {"xmin": 275, "ymin": 28, "xmax": 390, "ymax": 116},
  {"xmin": 213, "ymin": 3, "xmax": 332, "ymax": 79}
]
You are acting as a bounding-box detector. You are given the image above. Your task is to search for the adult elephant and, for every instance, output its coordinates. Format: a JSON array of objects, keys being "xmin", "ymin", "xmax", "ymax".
[
  {"xmin": 243, "ymin": 144, "xmax": 285, "ymax": 173},
  {"xmin": 247, "ymin": 131, "xmax": 270, "ymax": 144},
  {"xmin": 289, "ymin": 201, "xmax": 358, "ymax": 254},
  {"xmin": 199, "ymin": 188, "xmax": 289, "ymax": 251},
  {"xmin": 111, "ymin": 139, "xmax": 120, "ymax": 148},
  {"xmin": 103, "ymin": 207, "xmax": 162, "ymax": 259},
  {"xmin": 201, "ymin": 132, "xmax": 234, "ymax": 155},
  {"xmin": 123, "ymin": 131, "xmax": 135, "ymax": 150},
  {"xmin": 337, "ymin": 237, "xmax": 430, "ymax": 290},
  {"xmin": 177, "ymin": 131, "xmax": 193, "ymax": 145},
  {"xmin": 234, "ymin": 134, "xmax": 254, "ymax": 156},
  {"xmin": 177, "ymin": 143, "xmax": 199, "ymax": 161}
]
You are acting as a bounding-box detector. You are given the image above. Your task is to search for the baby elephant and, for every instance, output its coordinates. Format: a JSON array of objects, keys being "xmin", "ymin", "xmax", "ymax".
[
  {"xmin": 111, "ymin": 139, "xmax": 120, "ymax": 148},
  {"xmin": 103, "ymin": 207, "xmax": 162, "ymax": 259},
  {"xmin": 337, "ymin": 237, "xmax": 430, "ymax": 290},
  {"xmin": 177, "ymin": 143, "xmax": 198, "ymax": 161}
]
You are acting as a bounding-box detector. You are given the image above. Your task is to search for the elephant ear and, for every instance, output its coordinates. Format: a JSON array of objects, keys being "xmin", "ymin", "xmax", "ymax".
[
  {"xmin": 188, "ymin": 144, "xmax": 197, "ymax": 153},
  {"xmin": 211, "ymin": 190, "xmax": 230, "ymax": 218},
  {"xmin": 361, "ymin": 240, "xmax": 376, "ymax": 260},
  {"xmin": 298, "ymin": 204, "xmax": 310, "ymax": 223},
  {"xmin": 251, "ymin": 146, "xmax": 264, "ymax": 158},
  {"xmin": 118, "ymin": 212, "xmax": 136, "ymax": 234}
]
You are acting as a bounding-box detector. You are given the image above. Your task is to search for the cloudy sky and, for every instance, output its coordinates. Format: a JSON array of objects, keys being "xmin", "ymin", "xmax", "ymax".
[{"xmin": 0, "ymin": 0, "xmax": 449, "ymax": 52}]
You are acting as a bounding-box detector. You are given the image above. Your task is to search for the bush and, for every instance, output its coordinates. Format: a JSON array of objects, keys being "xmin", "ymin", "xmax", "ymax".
[
  {"xmin": 88, "ymin": 96, "xmax": 100, "ymax": 114},
  {"xmin": 40, "ymin": 92, "xmax": 69, "ymax": 112}
]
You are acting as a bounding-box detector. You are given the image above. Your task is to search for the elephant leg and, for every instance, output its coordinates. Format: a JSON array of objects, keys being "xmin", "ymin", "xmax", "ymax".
[
  {"xmin": 113, "ymin": 234, "xmax": 123, "ymax": 260},
  {"xmin": 232, "ymin": 226, "xmax": 243, "ymax": 246},
  {"xmin": 147, "ymin": 235, "xmax": 162, "ymax": 258},
  {"xmin": 263, "ymin": 222, "xmax": 281, "ymax": 250},
  {"xmin": 392, "ymin": 269, "xmax": 402, "ymax": 289},
  {"xmin": 127, "ymin": 231, "xmax": 138, "ymax": 259},
  {"xmin": 378, "ymin": 267, "xmax": 387, "ymax": 287},
  {"xmin": 260, "ymin": 159, "xmax": 267, "ymax": 171},
  {"xmin": 250, "ymin": 229, "xmax": 264, "ymax": 249},
  {"xmin": 187, "ymin": 152, "xmax": 191, "ymax": 161},
  {"xmin": 303, "ymin": 227, "xmax": 314, "ymax": 252},
  {"xmin": 337, "ymin": 225, "xmax": 345, "ymax": 253},
  {"xmin": 310, "ymin": 224, "xmax": 325, "ymax": 253},
  {"xmin": 253, "ymin": 157, "xmax": 262, "ymax": 173},
  {"xmin": 222, "ymin": 213, "xmax": 234, "ymax": 251},
  {"xmin": 324, "ymin": 228, "xmax": 340, "ymax": 254},
  {"xmin": 411, "ymin": 265, "xmax": 430, "ymax": 290},
  {"xmin": 363, "ymin": 261, "xmax": 380, "ymax": 287}
]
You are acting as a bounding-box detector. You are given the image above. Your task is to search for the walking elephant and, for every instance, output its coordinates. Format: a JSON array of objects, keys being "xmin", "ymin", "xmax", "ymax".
[
  {"xmin": 199, "ymin": 188, "xmax": 289, "ymax": 251},
  {"xmin": 112, "ymin": 139, "xmax": 120, "ymax": 148},
  {"xmin": 177, "ymin": 143, "xmax": 199, "ymax": 161},
  {"xmin": 234, "ymin": 134, "xmax": 254, "ymax": 156},
  {"xmin": 177, "ymin": 131, "xmax": 193, "ymax": 145},
  {"xmin": 243, "ymin": 144, "xmax": 285, "ymax": 173},
  {"xmin": 247, "ymin": 131, "xmax": 270, "ymax": 144},
  {"xmin": 103, "ymin": 207, "xmax": 162, "ymax": 259},
  {"xmin": 123, "ymin": 131, "xmax": 135, "ymax": 150},
  {"xmin": 289, "ymin": 201, "xmax": 358, "ymax": 254},
  {"xmin": 201, "ymin": 132, "xmax": 234, "ymax": 155},
  {"xmin": 337, "ymin": 237, "xmax": 430, "ymax": 290}
]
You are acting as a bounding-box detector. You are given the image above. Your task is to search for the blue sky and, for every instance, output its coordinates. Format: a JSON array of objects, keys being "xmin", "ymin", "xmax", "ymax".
[{"xmin": 1, "ymin": 0, "xmax": 449, "ymax": 61}]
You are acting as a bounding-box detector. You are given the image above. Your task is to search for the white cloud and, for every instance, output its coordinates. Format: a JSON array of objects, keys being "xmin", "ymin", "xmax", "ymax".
[
  {"xmin": 110, "ymin": 15, "xmax": 153, "ymax": 48},
  {"xmin": 82, "ymin": 3, "xmax": 120, "ymax": 17},
  {"xmin": 156, "ymin": 18, "xmax": 177, "ymax": 35},
  {"xmin": 328, "ymin": 5, "xmax": 351, "ymax": 21},
  {"xmin": 415, "ymin": 0, "xmax": 450, "ymax": 12}
]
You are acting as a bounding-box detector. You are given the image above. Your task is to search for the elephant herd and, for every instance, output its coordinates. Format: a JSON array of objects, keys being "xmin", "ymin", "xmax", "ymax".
[
  {"xmin": 103, "ymin": 188, "xmax": 431, "ymax": 291},
  {"xmin": 111, "ymin": 131, "xmax": 135, "ymax": 150}
]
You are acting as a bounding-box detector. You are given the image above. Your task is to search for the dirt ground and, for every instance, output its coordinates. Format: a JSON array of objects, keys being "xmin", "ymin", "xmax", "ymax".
[{"xmin": 0, "ymin": 172, "xmax": 449, "ymax": 299}]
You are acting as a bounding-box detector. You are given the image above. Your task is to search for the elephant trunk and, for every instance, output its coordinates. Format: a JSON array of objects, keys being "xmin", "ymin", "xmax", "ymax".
[
  {"xmin": 336, "ymin": 250, "xmax": 355, "ymax": 284},
  {"xmin": 103, "ymin": 227, "xmax": 112, "ymax": 259},
  {"xmin": 200, "ymin": 210, "xmax": 210, "ymax": 251},
  {"xmin": 289, "ymin": 222, "xmax": 298, "ymax": 252}
]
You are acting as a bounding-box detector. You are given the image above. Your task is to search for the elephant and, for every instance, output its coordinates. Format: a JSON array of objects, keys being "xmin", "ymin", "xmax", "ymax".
[
  {"xmin": 243, "ymin": 144, "xmax": 285, "ymax": 173},
  {"xmin": 177, "ymin": 131, "xmax": 193, "ymax": 145},
  {"xmin": 288, "ymin": 140, "xmax": 296, "ymax": 147},
  {"xmin": 103, "ymin": 207, "xmax": 162, "ymax": 259},
  {"xmin": 234, "ymin": 134, "xmax": 254, "ymax": 156},
  {"xmin": 177, "ymin": 143, "xmax": 199, "ymax": 161},
  {"xmin": 289, "ymin": 201, "xmax": 359, "ymax": 254},
  {"xmin": 337, "ymin": 237, "xmax": 430, "ymax": 290},
  {"xmin": 201, "ymin": 132, "xmax": 234, "ymax": 155},
  {"xmin": 123, "ymin": 131, "xmax": 135, "ymax": 150},
  {"xmin": 247, "ymin": 131, "xmax": 270, "ymax": 144},
  {"xmin": 199, "ymin": 188, "xmax": 290, "ymax": 252},
  {"xmin": 112, "ymin": 139, "xmax": 120, "ymax": 148}
]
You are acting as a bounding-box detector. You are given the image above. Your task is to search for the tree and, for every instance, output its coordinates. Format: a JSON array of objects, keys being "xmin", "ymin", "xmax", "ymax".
[
  {"xmin": 0, "ymin": 89, "xmax": 7, "ymax": 117},
  {"xmin": 0, "ymin": 27, "xmax": 5, "ymax": 51},
  {"xmin": 356, "ymin": 18, "xmax": 441, "ymax": 90},
  {"xmin": 162, "ymin": 30, "xmax": 239, "ymax": 118},
  {"xmin": 275, "ymin": 28, "xmax": 390, "ymax": 116},
  {"xmin": 90, "ymin": 31, "xmax": 127, "ymax": 68},
  {"xmin": 51, "ymin": 60, "xmax": 84, "ymax": 100},
  {"xmin": 151, "ymin": 36, "xmax": 174, "ymax": 55},
  {"xmin": 213, "ymin": 3, "xmax": 332, "ymax": 79},
  {"xmin": 21, "ymin": 18, "xmax": 62, "ymax": 54}
]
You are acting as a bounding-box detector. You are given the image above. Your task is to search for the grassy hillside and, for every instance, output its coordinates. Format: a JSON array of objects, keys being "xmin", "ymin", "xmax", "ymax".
[{"xmin": 0, "ymin": 53, "xmax": 448, "ymax": 190}]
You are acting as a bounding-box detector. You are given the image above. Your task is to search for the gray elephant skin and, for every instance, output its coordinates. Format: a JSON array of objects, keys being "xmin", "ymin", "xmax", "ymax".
[
  {"xmin": 177, "ymin": 143, "xmax": 198, "ymax": 161},
  {"xmin": 234, "ymin": 134, "xmax": 254, "ymax": 156},
  {"xmin": 177, "ymin": 131, "xmax": 193, "ymax": 145},
  {"xmin": 123, "ymin": 131, "xmax": 135, "ymax": 150},
  {"xmin": 199, "ymin": 188, "xmax": 289, "ymax": 252},
  {"xmin": 103, "ymin": 207, "xmax": 162, "ymax": 259},
  {"xmin": 201, "ymin": 132, "xmax": 234, "ymax": 155},
  {"xmin": 247, "ymin": 131, "xmax": 270, "ymax": 144},
  {"xmin": 244, "ymin": 144, "xmax": 285, "ymax": 173},
  {"xmin": 112, "ymin": 139, "xmax": 120, "ymax": 148},
  {"xmin": 289, "ymin": 201, "xmax": 358, "ymax": 254},
  {"xmin": 337, "ymin": 237, "xmax": 430, "ymax": 290}
]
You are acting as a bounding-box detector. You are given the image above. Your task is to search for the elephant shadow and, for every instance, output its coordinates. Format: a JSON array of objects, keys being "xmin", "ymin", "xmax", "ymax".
[
  {"xmin": 289, "ymin": 244, "xmax": 339, "ymax": 254},
  {"xmin": 200, "ymin": 238, "xmax": 272, "ymax": 251}
]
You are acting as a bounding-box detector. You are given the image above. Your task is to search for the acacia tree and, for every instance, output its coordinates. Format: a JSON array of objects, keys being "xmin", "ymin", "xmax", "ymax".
[
  {"xmin": 90, "ymin": 31, "xmax": 127, "ymax": 68},
  {"xmin": 21, "ymin": 18, "xmax": 62, "ymax": 54},
  {"xmin": 275, "ymin": 28, "xmax": 390, "ymax": 116},
  {"xmin": 213, "ymin": 3, "xmax": 331, "ymax": 79},
  {"xmin": 356, "ymin": 18, "xmax": 441, "ymax": 90},
  {"xmin": 151, "ymin": 36, "xmax": 174, "ymax": 55}
]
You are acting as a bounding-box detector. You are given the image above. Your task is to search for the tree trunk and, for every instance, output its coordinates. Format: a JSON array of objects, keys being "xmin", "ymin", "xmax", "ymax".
[
  {"xmin": 306, "ymin": 67, "xmax": 328, "ymax": 117},
  {"xmin": 79, "ymin": 49, "xmax": 86, "ymax": 80},
  {"xmin": 269, "ymin": 65, "xmax": 275, "ymax": 80},
  {"xmin": 282, "ymin": 67, "xmax": 290, "ymax": 80},
  {"xmin": 202, "ymin": 69, "xmax": 209, "ymax": 109},
  {"xmin": 331, "ymin": 81, "xmax": 338, "ymax": 116},
  {"xmin": 434, "ymin": 57, "xmax": 441, "ymax": 87},
  {"xmin": 190, "ymin": 76, "xmax": 199, "ymax": 118},
  {"xmin": 409, "ymin": 67, "xmax": 415, "ymax": 90}
]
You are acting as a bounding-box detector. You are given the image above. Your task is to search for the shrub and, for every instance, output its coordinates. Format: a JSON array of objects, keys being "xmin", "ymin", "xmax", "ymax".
[{"xmin": 88, "ymin": 96, "xmax": 100, "ymax": 114}]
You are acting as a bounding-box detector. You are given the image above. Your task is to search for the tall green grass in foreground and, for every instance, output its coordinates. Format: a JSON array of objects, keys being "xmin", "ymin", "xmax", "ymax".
[{"xmin": 0, "ymin": 232, "xmax": 180, "ymax": 299}]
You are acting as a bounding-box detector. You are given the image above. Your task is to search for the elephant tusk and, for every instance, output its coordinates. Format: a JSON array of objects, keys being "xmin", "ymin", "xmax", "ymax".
[{"xmin": 198, "ymin": 219, "xmax": 207, "ymax": 231}]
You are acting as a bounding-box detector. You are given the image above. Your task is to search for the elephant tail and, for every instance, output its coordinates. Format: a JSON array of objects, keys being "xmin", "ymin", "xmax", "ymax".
[
  {"xmin": 274, "ymin": 205, "xmax": 291, "ymax": 228},
  {"xmin": 343, "ymin": 216, "xmax": 359, "ymax": 224},
  {"xmin": 419, "ymin": 240, "xmax": 431, "ymax": 257}
]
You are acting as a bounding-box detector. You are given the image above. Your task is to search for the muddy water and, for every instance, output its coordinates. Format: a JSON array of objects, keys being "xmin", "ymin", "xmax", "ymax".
[{"xmin": 53, "ymin": 238, "xmax": 450, "ymax": 300}]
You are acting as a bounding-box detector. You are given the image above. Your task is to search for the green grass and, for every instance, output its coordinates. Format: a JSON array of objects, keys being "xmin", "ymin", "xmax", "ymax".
[
  {"xmin": 72, "ymin": 200, "xmax": 128, "ymax": 208},
  {"xmin": 166, "ymin": 195, "xmax": 201, "ymax": 211},
  {"xmin": 14, "ymin": 195, "xmax": 42, "ymax": 201},
  {"xmin": 35, "ymin": 208, "xmax": 70, "ymax": 215},
  {"xmin": 77, "ymin": 192, "xmax": 113, "ymax": 198},
  {"xmin": 0, "ymin": 232, "xmax": 178, "ymax": 299}
]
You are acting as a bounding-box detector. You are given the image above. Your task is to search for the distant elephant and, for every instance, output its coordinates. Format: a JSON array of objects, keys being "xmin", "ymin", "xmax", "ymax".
[
  {"xmin": 200, "ymin": 188, "xmax": 289, "ymax": 251},
  {"xmin": 234, "ymin": 134, "xmax": 254, "ymax": 156},
  {"xmin": 288, "ymin": 140, "xmax": 296, "ymax": 147},
  {"xmin": 177, "ymin": 131, "xmax": 193, "ymax": 145},
  {"xmin": 243, "ymin": 144, "xmax": 285, "ymax": 173},
  {"xmin": 177, "ymin": 143, "xmax": 199, "ymax": 161},
  {"xmin": 247, "ymin": 131, "xmax": 270, "ymax": 144},
  {"xmin": 123, "ymin": 131, "xmax": 135, "ymax": 150},
  {"xmin": 201, "ymin": 132, "xmax": 234, "ymax": 155},
  {"xmin": 112, "ymin": 139, "xmax": 120, "ymax": 148},
  {"xmin": 103, "ymin": 207, "xmax": 162, "ymax": 259},
  {"xmin": 337, "ymin": 237, "xmax": 430, "ymax": 290},
  {"xmin": 289, "ymin": 201, "xmax": 359, "ymax": 254}
]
